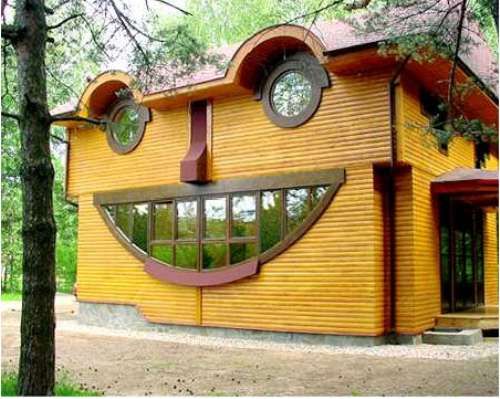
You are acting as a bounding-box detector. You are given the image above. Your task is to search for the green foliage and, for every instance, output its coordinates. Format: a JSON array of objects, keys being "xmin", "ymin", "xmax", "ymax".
[
  {"xmin": 159, "ymin": 0, "xmax": 347, "ymax": 47},
  {"xmin": 1, "ymin": 292, "xmax": 22, "ymax": 301},
  {"xmin": 1, "ymin": 373, "xmax": 101, "ymax": 396}
]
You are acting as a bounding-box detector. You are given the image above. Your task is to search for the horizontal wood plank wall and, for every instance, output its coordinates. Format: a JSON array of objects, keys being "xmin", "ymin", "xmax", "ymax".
[
  {"xmin": 77, "ymin": 193, "xmax": 199, "ymax": 325},
  {"xmin": 70, "ymin": 68, "xmax": 392, "ymax": 335},
  {"xmin": 396, "ymin": 74, "xmax": 488, "ymax": 334},
  {"xmin": 393, "ymin": 167, "xmax": 416, "ymax": 333},
  {"xmin": 484, "ymin": 211, "xmax": 499, "ymax": 306},
  {"xmin": 202, "ymin": 164, "xmax": 385, "ymax": 335},
  {"xmin": 397, "ymin": 74, "xmax": 476, "ymax": 176},
  {"xmin": 211, "ymin": 71, "xmax": 392, "ymax": 179},
  {"xmin": 67, "ymin": 107, "xmax": 189, "ymax": 196}
]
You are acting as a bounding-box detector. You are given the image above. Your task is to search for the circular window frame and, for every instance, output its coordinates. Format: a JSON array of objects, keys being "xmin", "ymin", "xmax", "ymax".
[
  {"xmin": 261, "ymin": 52, "xmax": 330, "ymax": 128},
  {"xmin": 106, "ymin": 98, "xmax": 151, "ymax": 154}
]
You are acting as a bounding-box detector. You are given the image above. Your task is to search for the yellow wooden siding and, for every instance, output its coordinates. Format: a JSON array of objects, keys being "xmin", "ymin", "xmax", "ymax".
[
  {"xmin": 411, "ymin": 167, "xmax": 441, "ymax": 331},
  {"xmin": 212, "ymin": 71, "xmax": 391, "ymax": 179},
  {"xmin": 484, "ymin": 211, "xmax": 498, "ymax": 306},
  {"xmin": 70, "ymin": 69, "xmax": 392, "ymax": 335},
  {"xmin": 68, "ymin": 71, "xmax": 392, "ymax": 197},
  {"xmin": 393, "ymin": 167, "xmax": 416, "ymax": 332},
  {"xmin": 67, "ymin": 107, "xmax": 189, "ymax": 197},
  {"xmin": 77, "ymin": 193, "xmax": 199, "ymax": 325},
  {"xmin": 397, "ymin": 74, "xmax": 475, "ymax": 175},
  {"xmin": 202, "ymin": 164, "xmax": 385, "ymax": 335},
  {"xmin": 395, "ymin": 76, "xmax": 497, "ymax": 334}
]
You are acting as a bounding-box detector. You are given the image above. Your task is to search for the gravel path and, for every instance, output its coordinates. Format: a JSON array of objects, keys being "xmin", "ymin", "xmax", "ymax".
[{"xmin": 2, "ymin": 296, "xmax": 498, "ymax": 396}]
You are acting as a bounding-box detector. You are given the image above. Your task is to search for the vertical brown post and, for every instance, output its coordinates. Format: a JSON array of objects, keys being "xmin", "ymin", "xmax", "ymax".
[{"xmin": 180, "ymin": 100, "xmax": 209, "ymax": 183}]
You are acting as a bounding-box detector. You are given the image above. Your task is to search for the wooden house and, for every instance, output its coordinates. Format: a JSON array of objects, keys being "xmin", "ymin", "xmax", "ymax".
[{"xmin": 53, "ymin": 20, "xmax": 499, "ymax": 343}]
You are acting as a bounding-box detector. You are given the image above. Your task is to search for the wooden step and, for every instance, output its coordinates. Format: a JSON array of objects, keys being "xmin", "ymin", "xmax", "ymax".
[{"xmin": 435, "ymin": 307, "xmax": 499, "ymax": 330}]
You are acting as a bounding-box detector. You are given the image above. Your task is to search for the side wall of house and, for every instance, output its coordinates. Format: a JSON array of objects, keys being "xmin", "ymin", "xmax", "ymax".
[
  {"xmin": 71, "ymin": 70, "xmax": 393, "ymax": 336},
  {"xmin": 484, "ymin": 211, "xmax": 499, "ymax": 306},
  {"xmin": 395, "ymin": 73, "xmax": 497, "ymax": 334}
]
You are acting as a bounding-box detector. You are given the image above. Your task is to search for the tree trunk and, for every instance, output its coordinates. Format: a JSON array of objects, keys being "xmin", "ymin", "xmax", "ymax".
[{"xmin": 13, "ymin": 0, "xmax": 56, "ymax": 395}]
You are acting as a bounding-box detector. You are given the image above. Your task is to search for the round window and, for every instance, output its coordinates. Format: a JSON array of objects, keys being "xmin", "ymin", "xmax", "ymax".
[
  {"xmin": 271, "ymin": 71, "xmax": 313, "ymax": 117},
  {"xmin": 261, "ymin": 53, "xmax": 330, "ymax": 128},
  {"xmin": 106, "ymin": 99, "xmax": 151, "ymax": 154}
]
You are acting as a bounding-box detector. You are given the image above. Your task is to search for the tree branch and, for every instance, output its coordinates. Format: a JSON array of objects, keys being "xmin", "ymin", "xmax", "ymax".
[
  {"xmin": 447, "ymin": 0, "xmax": 468, "ymax": 118},
  {"xmin": 51, "ymin": 115, "xmax": 106, "ymax": 126},
  {"xmin": 2, "ymin": 111, "xmax": 20, "ymax": 121},
  {"xmin": 151, "ymin": 0, "xmax": 192, "ymax": 16},
  {"xmin": 1, "ymin": 23, "xmax": 24, "ymax": 42},
  {"xmin": 47, "ymin": 13, "xmax": 83, "ymax": 30}
]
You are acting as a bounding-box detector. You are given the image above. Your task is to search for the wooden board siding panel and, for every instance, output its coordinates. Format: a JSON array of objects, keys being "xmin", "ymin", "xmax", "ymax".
[
  {"xmin": 77, "ymin": 194, "xmax": 199, "ymax": 325},
  {"xmin": 211, "ymin": 71, "xmax": 392, "ymax": 178},
  {"xmin": 397, "ymin": 74, "xmax": 475, "ymax": 175},
  {"xmin": 69, "ymin": 70, "xmax": 392, "ymax": 335},
  {"xmin": 394, "ymin": 167, "xmax": 416, "ymax": 333},
  {"xmin": 395, "ymin": 76, "xmax": 497, "ymax": 334},
  {"xmin": 411, "ymin": 167, "xmax": 441, "ymax": 331},
  {"xmin": 484, "ymin": 211, "xmax": 499, "ymax": 306},
  {"xmin": 67, "ymin": 107, "xmax": 189, "ymax": 197},
  {"xmin": 202, "ymin": 165, "xmax": 385, "ymax": 336}
]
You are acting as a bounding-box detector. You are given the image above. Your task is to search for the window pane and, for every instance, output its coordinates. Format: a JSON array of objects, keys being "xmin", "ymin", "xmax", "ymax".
[
  {"xmin": 175, "ymin": 244, "xmax": 198, "ymax": 269},
  {"xmin": 112, "ymin": 105, "xmax": 140, "ymax": 146},
  {"xmin": 311, "ymin": 186, "xmax": 328, "ymax": 208},
  {"xmin": 230, "ymin": 242, "xmax": 256, "ymax": 264},
  {"xmin": 154, "ymin": 202, "xmax": 173, "ymax": 240},
  {"xmin": 260, "ymin": 191, "xmax": 282, "ymax": 252},
  {"xmin": 177, "ymin": 200, "xmax": 198, "ymax": 240},
  {"xmin": 152, "ymin": 244, "xmax": 173, "ymax": 265},
  {"xmin": 204, "ymin": 197, "xmax": 226, "ymax": 239},
  {"xmin": 202, "ymin": 243, "xmax": 227, "ymax": 270},
  {"xmin": 132, "ymin": 203, "xmax": 148, "ymax": 252},
  {"xmin": 286, "ymin": 188, "xmax": 310, "ymax": 233},
  {"xmin": 232, "ymin": 194, "xmax": 256, "ymax": 238},
  {"xmin": 271, "ymin": 71, "xmax": 313, "ymax": 117},
  {"xmin": 116, "ymin": 204, "xmax": 131, "ymax": 237}
]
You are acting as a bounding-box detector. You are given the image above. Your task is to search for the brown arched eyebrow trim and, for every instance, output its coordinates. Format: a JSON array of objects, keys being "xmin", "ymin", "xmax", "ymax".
[{"xmin": 94, "ymin": 168, "xmax": 345, "ymax": 287}]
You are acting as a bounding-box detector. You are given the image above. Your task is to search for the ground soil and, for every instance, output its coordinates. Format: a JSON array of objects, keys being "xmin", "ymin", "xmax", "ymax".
[{"xmin": 1, "ymin": 298, "xmax": 498, "ymax": 396}]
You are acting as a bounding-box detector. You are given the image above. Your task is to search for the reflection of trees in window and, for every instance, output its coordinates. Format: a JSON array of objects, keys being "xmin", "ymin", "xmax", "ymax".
[
  {"xmin": 271, "ymin": 71, "xmax": 313, "ymax": 117},
  {"xmin": 203, "ymin": 243, "xmax": 227, "ymax": 269},
  {"xmin": 111, "ymin": 106, "xmax": 140, "ymax": 146},
  {"xmin": 230, "ymin": 242, "xmax": 256, "ymax": 265},
  {"xmin": 260, "ymin": 191, "xmax": 281, "ymax": 252},
  {"xmin": 175, "ymin": 244, "xmax": 198, "ymax": 269},
  {"xmin": 154, "ymin": 202, "xmax": 173, "ymax": 240},
  {"xmin": 232, "ymin": 194, "xmax": 256, "ymax": 237},
  {"xmin": 177, "ymin": 200, "xmax": 197, "ymax": 239},
  {"xmin": 311, "ymin": 186, "xmax": 328, "ymax": 207},
  {"xmin": 116, "ymin": 204, "xmax": 131, "ymax": 236},
  {"xmin": 132, "ymin": 204, "xmax": 148, "ymax": 252},
  {"xmin": 152, "ymin": 244, "xmax": 173, "ymax": 264},
  {"xmin": 286, "ymin": 188, "xmax": 309, "ymax": 233},
  {"xmin": 204, "ymin": 197, "xmax": 226, "ymax": 239},
  {"xmin": 103, "ymin": 184, "xmax": 330, "ymax": 270}
]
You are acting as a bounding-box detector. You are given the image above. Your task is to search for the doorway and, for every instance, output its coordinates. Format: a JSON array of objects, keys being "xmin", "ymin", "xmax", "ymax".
[{"xmin": 440, "ymin": 198, "xmax": 484, "ymax": 313}]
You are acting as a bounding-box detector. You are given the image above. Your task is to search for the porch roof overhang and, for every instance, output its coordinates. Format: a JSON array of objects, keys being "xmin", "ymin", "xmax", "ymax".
[{"xmin": 431, "ymin": 168, "xmax": 498, "ymax": 207}]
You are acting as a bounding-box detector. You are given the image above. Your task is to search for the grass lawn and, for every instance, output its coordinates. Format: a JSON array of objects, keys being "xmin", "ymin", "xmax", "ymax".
[
  {"xmin": 1, "ymin": 373, "xmax": 101, "ymax": 396},
  {"xmin": 1, "ymin": 292, "xmax": 22, "ymax": 301}
]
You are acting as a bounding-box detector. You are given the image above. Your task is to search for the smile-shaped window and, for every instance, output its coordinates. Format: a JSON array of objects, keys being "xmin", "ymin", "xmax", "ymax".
[
  {"xmin": 96, "ymin": 169, "xmax": 345, "ymax": 286},
  {"xmin": 106, "ymin": 98, "xmax": 151, "ymax": 154},
  {"xmin": 261, "ymin": 52, "xmax": 330, "ymax": 128}
]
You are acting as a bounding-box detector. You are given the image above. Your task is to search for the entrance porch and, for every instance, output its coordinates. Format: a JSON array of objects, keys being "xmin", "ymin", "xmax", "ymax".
[{"xmin": 435, "ymin": 305, "xmax": 499, "ymax": 330}]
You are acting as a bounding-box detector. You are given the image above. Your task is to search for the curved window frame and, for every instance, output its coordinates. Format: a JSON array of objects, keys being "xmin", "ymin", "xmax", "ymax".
[
  {"xmin": 106, "ymin": 98, "xmax": 151, "ymax": 154},
  {"xmin": 260, "ymin": 52, "xmax": 330, "ymax": 128},
  {"xmin": 95, "ymin": 168, "xmax": 345, "ymax": 286}
]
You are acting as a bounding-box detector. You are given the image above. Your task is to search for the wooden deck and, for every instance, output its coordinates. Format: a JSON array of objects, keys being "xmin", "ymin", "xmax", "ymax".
[{"xmin": 435, "ymin": 306, "xmax": 499, "ymax": 330}]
